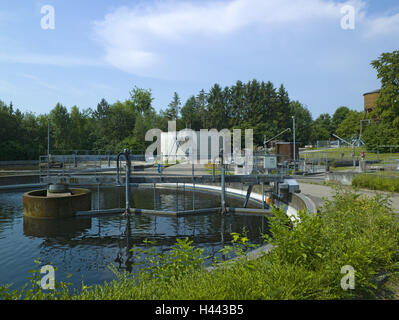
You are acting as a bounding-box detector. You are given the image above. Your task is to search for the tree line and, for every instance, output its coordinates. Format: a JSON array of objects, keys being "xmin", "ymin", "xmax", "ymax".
[{"xmin": 0, "ymin": 50, "xmax": 397, "ymax": 160}]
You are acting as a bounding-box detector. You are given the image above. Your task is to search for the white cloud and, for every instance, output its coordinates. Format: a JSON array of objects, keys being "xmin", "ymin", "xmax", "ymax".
[
  {"xmin": 363, "ymin": 12, "xmax": 399, "ymax": 38},
  {"xmin": 93, "ymin": 0, "xmax": 352, "ymax": 78},
  {"xmin": 92, "ymin": 0, "xmax": 399, "ymax": 79}
]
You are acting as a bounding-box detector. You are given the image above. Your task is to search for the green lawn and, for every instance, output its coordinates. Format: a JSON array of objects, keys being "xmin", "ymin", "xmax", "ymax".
[{"xmin": 301, "ymin": 147, "xmax": 399, "ymax": 162}]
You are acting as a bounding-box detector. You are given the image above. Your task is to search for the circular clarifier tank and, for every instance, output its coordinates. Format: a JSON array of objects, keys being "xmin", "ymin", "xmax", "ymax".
[{"xmin": 23, "ymin": 185, "xmax": 91, "ymax": 219}]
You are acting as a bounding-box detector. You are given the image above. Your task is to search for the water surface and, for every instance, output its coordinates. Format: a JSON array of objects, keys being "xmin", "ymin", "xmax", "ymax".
[{"xmin": 0, "ymin": 186, "xmax": 270, "ymax": 290}]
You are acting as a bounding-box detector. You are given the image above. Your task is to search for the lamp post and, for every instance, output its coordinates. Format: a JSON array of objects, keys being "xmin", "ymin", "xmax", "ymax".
[
  {"xmin": 292, "ymin": 116, "xmax": 296, "ymax": 171},
  {"xmin": 47, "ymin": 118, "xmax": 50, "ymax": 157}
]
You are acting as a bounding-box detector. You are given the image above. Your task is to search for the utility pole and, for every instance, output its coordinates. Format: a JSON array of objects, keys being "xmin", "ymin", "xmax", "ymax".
[
  {"xmin": 47, "ymin": 118, "xmax": 50, "ymax": 157},
  {"xmin": 292, "ymin": 116, "xmax": 296, "ymax": 171}
]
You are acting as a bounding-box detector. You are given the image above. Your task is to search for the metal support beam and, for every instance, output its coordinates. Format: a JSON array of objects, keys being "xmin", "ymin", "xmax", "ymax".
[
  {"xmin": 226, "ymin": 207, "xmax": 272, "ymax": 216},
  {"xmin": 243, "ymin": 184, "xmax": 254, "ymax": 208},
  {"xmin": 261, "ymin": 182, "xmax": 265, "ymax": 209},
  {"xmin": 116, "ymin": 149, "xmax": 132, "ymax": 216}
]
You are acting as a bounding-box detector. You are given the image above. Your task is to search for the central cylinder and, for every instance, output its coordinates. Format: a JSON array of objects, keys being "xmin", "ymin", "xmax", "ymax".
[{"xmin": 23, "ymin": 188, "xmax": 91, "ymax": 219}]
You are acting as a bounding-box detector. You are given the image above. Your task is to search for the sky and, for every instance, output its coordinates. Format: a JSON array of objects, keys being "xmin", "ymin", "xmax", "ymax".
[{"xmin": 0, "ymin": 0, "xmax": 398, "ymax": 119}]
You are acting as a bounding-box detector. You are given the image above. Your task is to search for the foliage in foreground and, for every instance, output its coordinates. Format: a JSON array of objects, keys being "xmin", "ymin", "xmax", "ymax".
[{"xmin": 1, "ymin": 190, "xmax": 399, "ymax": 300}]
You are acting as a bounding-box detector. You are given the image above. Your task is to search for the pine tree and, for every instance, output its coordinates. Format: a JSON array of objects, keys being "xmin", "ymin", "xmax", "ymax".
[{"xmin": 165, "ymin": 92, "xmax": 181, "ymax": 121}]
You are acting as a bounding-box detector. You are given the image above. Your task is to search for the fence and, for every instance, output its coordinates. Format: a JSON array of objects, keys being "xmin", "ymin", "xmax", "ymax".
[
  {"xmin": 38, "ymin": 151, "xmax": 294, "ymax": 184},
  {"xmin": 316, "ymin": 140, "xmax": 341, "ymax": 148},
  {"xmin": 0, "ymin": 160, "xmax": 39, "ymax": 166}
]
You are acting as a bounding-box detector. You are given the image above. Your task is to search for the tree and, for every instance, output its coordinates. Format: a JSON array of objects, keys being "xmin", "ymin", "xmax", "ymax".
[
  {"xmin": 310, "ymin": 113, "xmax": 332, "ymax": 143},
  {"xmin": 371, "ymin": 50, "xmax": 399, "ymax": 127},
  {"xmin": 289, "ymin": 101, "xmax": 313, "ymax": 146},
  {"xmin": 70, "ymin": 106, "xmax": 94, "ymax": 151},
  {"xmin": 229, "ymin": 80, "xmax": 245, "ymax": 127},
  {"xmin": 361, "ymin": 50, "xmax": 399, "ymax": 151},
  {"xmin": 336, "ymin": 110, "xmax": 363, "ymax": 140},
  {"xmin": 129, "ymin": 86, "xmax": 154, "ymax": 115},
  {"xmin": 196, "ymin": 89, "xmax": 207, "ymax": 128},
  {"xmin": 93, "ymin": 98, "xmax": 110, "ymax": 120},
  {"xmin": 206, "ymin": 84, "xmax": 228, "ymax": 130},
  {"xmin": 331, "ymin": 106, "xmax": 350, "ymax": 133},
  {"xmin": 255, "ymin": 81, "xmax": 278, "ymax": 147},
  {"xmin": 49, "ymin": 103, "xmax": 71, "ymax": 152},
  {"xmin": 118, "ymin": 108, "xmax": 159, "ymax": 154},
  {"xmin": 181, "ymin": 95, "xmax": 202, "ymax": 130},
  {"xmin": 164, "ymin": 92, "xmax": 181, "ymax": 121},
  {"xmin": 0, "ymin": 79, "xmax": 310, "ymax": 159},
  {"xmin": 363, "ymin": 121, "xmax": 399, "ymax": 151},
  {"xmin": 275, "ymin": 84, "xmax": 291, "ymax": 141}
]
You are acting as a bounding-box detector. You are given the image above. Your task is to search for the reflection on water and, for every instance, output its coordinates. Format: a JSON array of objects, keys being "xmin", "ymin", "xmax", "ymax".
[
  {"xmin": 0, "ymin": 187, "xmax": 270, "ymax": 290},
  {"xmin": 23, "ymin": 216, "xmax": 92, "ymax": 238}
]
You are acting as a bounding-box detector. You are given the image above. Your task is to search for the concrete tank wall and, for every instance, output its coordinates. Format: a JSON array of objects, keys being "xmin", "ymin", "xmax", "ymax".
[
  {"xmin": 23, "ymin": 188, "xmax": 91, "ymax": 219},
  {"xmin": 0, "ymin": 175, "xmax": 40, "ymax": 186}
]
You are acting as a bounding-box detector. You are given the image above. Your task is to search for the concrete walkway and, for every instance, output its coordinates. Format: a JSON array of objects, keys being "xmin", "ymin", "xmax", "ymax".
[
  {"xmin": 298, "ymin": 181, "xmax": 399, "ymax": 214},
  {"xmin": 162, "ymin": 162, "xmax": 210, "ymax": 175}
]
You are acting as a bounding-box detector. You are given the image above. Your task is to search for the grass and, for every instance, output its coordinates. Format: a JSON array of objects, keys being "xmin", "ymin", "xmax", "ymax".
[
  {"xmin": 329, "ymin": 166, "xmax": 356, "ymax": 172},
  {"xmin": 368, "ymin": 171, "xmax": 399, "ymax": 178},
  {"xmin": 301, "ymin": 147, "xmax": 399, "ymax": 162},
  {"xmin": 352, "ymin": 174, "xmax": 399, "ymax": 193},
  {"xmin": 1, "ymin": 189, "xmax": 399, "ymax": 300}
]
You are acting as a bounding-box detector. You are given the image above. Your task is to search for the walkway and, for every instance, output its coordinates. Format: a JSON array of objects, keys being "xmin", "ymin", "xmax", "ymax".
[
  {"xmin": 162, "ymin": 162, "xmax": 209, "ymax": 175},
  {"xmin": 298, "ymin": 180, "xmax": 399, "ymax": 214}
]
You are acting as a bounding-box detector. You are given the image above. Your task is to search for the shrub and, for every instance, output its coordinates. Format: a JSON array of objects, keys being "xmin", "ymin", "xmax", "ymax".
[{"xmin": 265, "ymin": 190, "xmax": 399, "ymax": 299}]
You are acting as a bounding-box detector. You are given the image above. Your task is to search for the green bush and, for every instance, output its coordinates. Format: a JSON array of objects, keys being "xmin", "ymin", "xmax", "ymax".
[
  {"xmin": 265, "ymin": 191, "xmax": 399, "ymax": 299},
  {"xmin": 2, "ymin": 190, "xmax": 399, "ymax": 300}
]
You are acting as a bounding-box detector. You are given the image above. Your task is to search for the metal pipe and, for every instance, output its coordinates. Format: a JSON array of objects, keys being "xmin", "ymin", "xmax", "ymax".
[
  {"xmin": 220, "ymin": 149, "xmax": 226, "ymax": 214},
  {"xmin": 243, "ymin": 184, "xmax": 253, "ymax": 208},
  {"xmin": 47, "ymin": 119, "xmax": 50, "ymax": 157},
  {"xmin": 292, "ymin": 116, "xmax": 296, "ymax": 171},
  {"xmin": 124, "ymin": 149, "xmax": 131, "ymax": 216},
  {"xmin": 262, "ymin": 182, "xmax": 265, "ymax": 209},
  {"xmin": 116, "ymin": 149, "xmax": 132, "ymax": 216},
  {"xmin": 47, "ymin": 119, "xmax": 50, "ymax": 178},
  {"xmin": 264, "ymin": 128, "xmax": 291, "ymax": 146},
  {"xmin": 177, "ymin": 207, "xmax": 222, "ymax": 216},
  {"xmin": 116, "ymin": 152, "xmax": 124, "ymax": 184},
  {"xmin": 226, "ymin": 207, "xmax": 273, "ymax": 216},
  {"xmin": 97, "ymin": 183, "xmax": 100, "ymax": 211},
  {"xmin": 125, "ymin": 163, "xmax": 130, "ymax": 214}
]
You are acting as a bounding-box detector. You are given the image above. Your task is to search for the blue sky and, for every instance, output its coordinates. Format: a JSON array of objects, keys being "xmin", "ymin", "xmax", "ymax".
[{"xmin": 0, "ymin": 0, "xmax": 398, "ymax": 119}]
